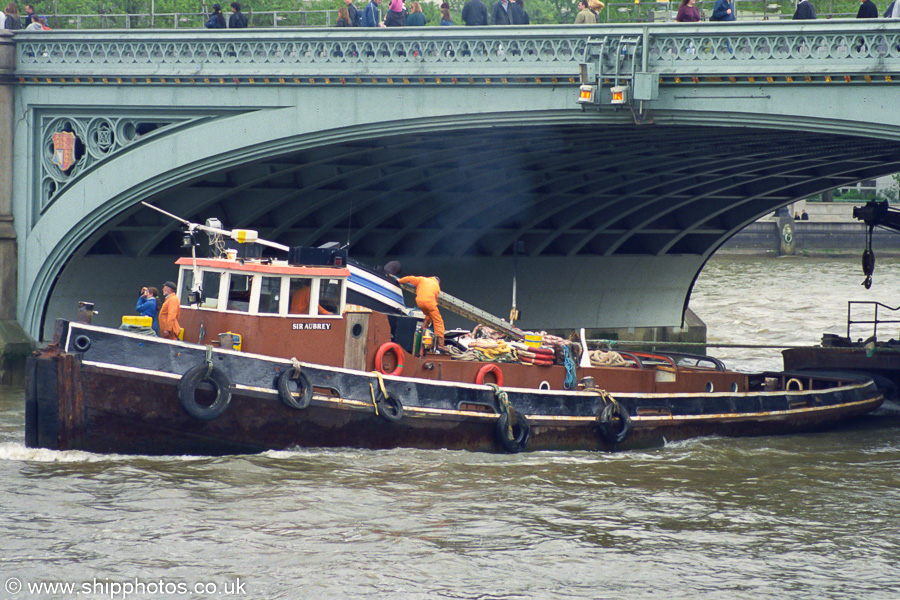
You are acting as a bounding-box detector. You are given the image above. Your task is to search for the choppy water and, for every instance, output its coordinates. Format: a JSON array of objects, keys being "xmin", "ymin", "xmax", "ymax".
[{"xmin": 2, "ymin": 256, "xmax": 900, "ymax": 600}]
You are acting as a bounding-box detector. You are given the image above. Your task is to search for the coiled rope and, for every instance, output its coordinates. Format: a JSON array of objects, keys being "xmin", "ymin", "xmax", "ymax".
[
  {"xmin": 563, "ymin": 345, "xmax": 577, "ymax": 390},
  {"xmin": 204, "ymin": 345, "xmax": 214, "ymax": 378},
  {"xmin": 368, "ymin": 371, "xmax": 390, "ymax": 416},
  {"xmin": 487, "ymin": 383, "xmax": 513, "ymax": 440}
]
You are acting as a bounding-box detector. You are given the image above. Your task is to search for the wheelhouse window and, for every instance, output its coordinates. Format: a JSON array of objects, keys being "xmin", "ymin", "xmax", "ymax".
[
  {"xmin": 318, "ymin": 279, "xmax": 341, "ymax": 315},
  {"xmin": 176, "ymin": 264, "xmax": 346, "ymax": 316},
  {"xmin": 288, "ymin": 278, "xmax": 315, "ymax": 316},
  {"xmin": 227, "ymin": 274, "xmax": 252, "ymax": 312},
  {"xmin": 259, "ymin": 276, "xmax": 281, "ymax": 315},
  {"xmin": 178, "ymin": 271, "xmax": 193, "ymax": 305},
  {"xmin": 201, "ymin": 271, "xmax": 222, "ymax": 309},
  {"xmin": 178, "ymin": 269, "xmax": 223, "ymax": 308}
]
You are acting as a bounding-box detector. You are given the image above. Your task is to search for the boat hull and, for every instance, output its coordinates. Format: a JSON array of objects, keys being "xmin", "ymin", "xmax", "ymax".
[{"xmin": 24, "ymin": 323, "xmax": 884, "ymax": 456}]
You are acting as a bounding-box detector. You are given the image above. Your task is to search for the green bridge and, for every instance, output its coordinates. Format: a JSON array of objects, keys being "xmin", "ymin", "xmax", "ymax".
[{"xmin": 1, "ymin": 21, "xmax": 899, "ymax": 345}]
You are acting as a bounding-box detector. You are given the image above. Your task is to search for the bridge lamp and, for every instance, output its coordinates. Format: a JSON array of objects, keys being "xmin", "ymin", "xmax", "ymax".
[
  {"xmin": 610, "ymin": 85, "xmax": 629, "ymax": 105},
  {"xmin": 577, "ymin": 84, "xmax": 598, "ymax": 105}
]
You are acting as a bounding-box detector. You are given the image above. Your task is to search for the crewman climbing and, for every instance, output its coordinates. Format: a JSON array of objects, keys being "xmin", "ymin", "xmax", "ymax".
[{"xmin": 397, "ymin": 275, "xmax": 445, "ymax": 351}]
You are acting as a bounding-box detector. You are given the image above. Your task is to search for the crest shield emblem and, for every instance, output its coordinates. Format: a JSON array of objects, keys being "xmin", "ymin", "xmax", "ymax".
[{"xmin": 51, "ymin": 131, "xmax": 77, "ymax": 171}]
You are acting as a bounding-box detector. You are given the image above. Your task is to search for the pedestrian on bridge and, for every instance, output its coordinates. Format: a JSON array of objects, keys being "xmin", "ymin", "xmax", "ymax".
[
  {"xmin": 885, "ymin": 0, "xmax": 900, "ymax": 16},
  {"xmin": 516, "ymin": 0, "xmax": 530, "ymax": 23},
  {"xmin": 792, "ymin": 0, "xmax": 816, "ymax": 19},
  {"xmin": 441, "ymin": 2, "xmax": 454, "ymax": 24},
  {"xmin": 362, "ymin": 0, "xmax": 384, "ymax": 26},
  {"xmin": 346, "ymin": 0, "xmax": 362, "ymax": 25},
  {"xmin": 490, "ymin": 0, "xmax": 527, "ymax": 24},
  {"xmin": 229, "ymin": 2, "xmax": 248, "ymax": 27},
  {"xmin": 461, "ymin": 0, "xmax": 489, "ymax": 24},
  {"xmin": 710, "ymin": 0, "xmax": 735, "ymax": 21},
  {"xmin": 589, "ymin": 0, "xmax": 604, "ymax": 17},
  {"xmin": 22, "ymin": 2, "xmax": 34, "ymax": 25},
  {"xmin": 575, "ymin": 0, "xmax": 596, "ymax": 23},
  {"xmin": 857, "ymin": 0, "xmax": 878, "ymax": 17},
  {"xmin": 3, "ymin": 2, "xmax": 20, "ymax": 29},
  {"xmin": 675, "ymin": 0, "xmax": 701, "ymax": 22},
  {"xmin": 205, "ymin": 3, "xmax": 227, "ymax": 28},
  {"xmin": 406, "ymin": 2, "xmax": 427, "ymax": 25},
  {"xmin": 384, "ymin": 0, "xmax": 405, "ymax": 26}
]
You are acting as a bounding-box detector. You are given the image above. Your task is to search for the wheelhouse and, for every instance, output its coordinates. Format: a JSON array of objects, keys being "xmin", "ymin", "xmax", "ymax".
[{"xmin": 175, "ymin": 257, "xmax": 349, "ymax": 318}]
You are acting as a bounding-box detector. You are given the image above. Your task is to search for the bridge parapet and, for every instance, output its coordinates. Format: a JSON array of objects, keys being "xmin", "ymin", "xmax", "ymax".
[{"xmin": 12, "ymin": 21, "xmax": 900, "ymax": 81}]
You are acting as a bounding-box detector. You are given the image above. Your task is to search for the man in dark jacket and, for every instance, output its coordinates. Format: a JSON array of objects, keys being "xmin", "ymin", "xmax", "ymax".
[
  {"xmin": 229, "ymin": 2, "xmax": 248, "ymax": 27},
  {"xmin": 461, "ymin": 0, "xmax": 489, "ymax": 24},
  {"xmin": 346, "ymin": 0, "xmax": 362, "ymax": 25},
  {"xmin": 490, "ymin": 0, "xmax": 526, "ymax": 24},
  {"xmin": 857, "ymin": 0, "xmax": 878, "ymax": 17},
  {"xmin": 515, "ymin": 0, "xmax": 529, "ymax": 23},
  {"xmin": 792, "ymin": 0, "xmax": 816, "ymax": 18},
  {"xmin": 710, "ymin": 0, "xmax": 735, "ymax": 20},
  {"xmin": 362, "ymin": 0, "xmax": 382, "ymax": 26},
  {"xmin": 23, "ymin": 4, "xmax": 37, "ymax": 26}
]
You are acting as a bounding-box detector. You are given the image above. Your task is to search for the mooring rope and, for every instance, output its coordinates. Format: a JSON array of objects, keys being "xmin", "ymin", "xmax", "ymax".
[
  {"xmin": 563, "ymin": 345, "xmax": 577, "ymax": 390},
  {"xmin": 589, "ymin": 339, "xmax": 814, "ymax": 350}
]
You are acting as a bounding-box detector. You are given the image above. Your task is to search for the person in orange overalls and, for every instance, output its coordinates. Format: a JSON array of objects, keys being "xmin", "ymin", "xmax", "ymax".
[
  {"xmin": 397, "ymin": 275, "xmax": 445, "ymax": 351},
  {"xmin": 158, "ymin": 281, "xmax": 181, "ymax": 340}
]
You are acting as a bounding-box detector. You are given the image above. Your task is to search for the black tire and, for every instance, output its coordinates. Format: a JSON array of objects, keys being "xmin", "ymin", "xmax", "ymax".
[
  {"xmin": 177, "ymin": 364, "xmax": 233, "ymax": 421},
  {"xmin": 277, "ymin": 368, "xmax": 313, "ymax": 410},
  {"xmin": 496, "ymin": 410, "xmax": 530, "ymax": 453},
  {"xmin": 374, "ymin": 388, "xmax": 403, "ymax": 423},
  {"xmin": 599, "ymin": 403, "xmax": 632, "ymax": 445},
  {"xmin": 73, "ymin": 334, "xmax": 91, "ymax": 352}
]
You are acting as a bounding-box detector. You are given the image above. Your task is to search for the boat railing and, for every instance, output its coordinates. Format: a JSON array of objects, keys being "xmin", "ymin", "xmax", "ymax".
[{"xmin": 847, "ymin": 301, "xmax": 900, "ymax": 342}]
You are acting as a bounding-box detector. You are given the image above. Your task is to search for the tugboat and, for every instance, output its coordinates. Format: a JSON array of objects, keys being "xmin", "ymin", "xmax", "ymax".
[
  {"xmin": 25, "ymin": 208, "xmax": 884, "ymax": 456},
  {"xmin": 783, "ymin": 200, "xmax": 900, "ymax": 400}
]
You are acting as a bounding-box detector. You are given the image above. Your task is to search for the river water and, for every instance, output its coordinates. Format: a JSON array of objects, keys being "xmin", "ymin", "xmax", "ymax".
[{"xmin": 2, "ymin": 256, "xmax": 899, "ymax": 600}]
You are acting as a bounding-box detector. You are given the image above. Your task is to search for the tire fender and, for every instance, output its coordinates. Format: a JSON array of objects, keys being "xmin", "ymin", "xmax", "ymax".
[
  {"xmin": 177, "ymin": 364, "xmax": 233, "ymax": 421},
  {"xmin": 496, "ymin": 410, "xmax": 530, "ymax": 453},
  {"xmin": 278, "ymin": 368, "xmax": 313, "ymax": 410},
  {"xmin": 598, "ymin": 403, "xmax": 632, "ymax": 446}
]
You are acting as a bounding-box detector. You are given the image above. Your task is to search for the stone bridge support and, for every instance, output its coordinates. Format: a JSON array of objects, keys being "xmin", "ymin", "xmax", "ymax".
[{"xmin": 0, "ymin": 31, "xmax": 33, "ymax": 383}]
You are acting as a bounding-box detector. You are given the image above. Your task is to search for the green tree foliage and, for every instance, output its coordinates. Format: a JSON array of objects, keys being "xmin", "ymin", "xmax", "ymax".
[{"xmin": 877, "ymin": 174, "xmax": 900, "ymax": 204}]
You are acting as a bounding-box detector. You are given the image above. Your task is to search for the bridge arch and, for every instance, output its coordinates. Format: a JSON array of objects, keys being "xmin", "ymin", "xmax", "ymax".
[{"xmin": 10, "ymin": 24, "xmax": 900, "ymax": 339}]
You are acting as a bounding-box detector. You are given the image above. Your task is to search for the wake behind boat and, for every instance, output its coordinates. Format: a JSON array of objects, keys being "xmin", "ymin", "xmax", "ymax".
[{"xmin": 25, "ymin": 213, "xmax": 883, "ymax": 456}]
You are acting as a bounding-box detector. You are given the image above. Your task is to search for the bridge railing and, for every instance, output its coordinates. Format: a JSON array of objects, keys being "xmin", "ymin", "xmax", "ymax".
[{"xmin": 12, "ymin": 21, "xmax": 900, "ymax": 80}]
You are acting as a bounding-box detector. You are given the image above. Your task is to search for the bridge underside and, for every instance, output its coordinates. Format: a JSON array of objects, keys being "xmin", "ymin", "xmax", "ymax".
[
  {"xmin": 55, "ymin": 121, "xmax": 898, "ymax": 337},
  {"xmin": 90, "ymin": 123, "xmax": 900, "ymax": 262}
]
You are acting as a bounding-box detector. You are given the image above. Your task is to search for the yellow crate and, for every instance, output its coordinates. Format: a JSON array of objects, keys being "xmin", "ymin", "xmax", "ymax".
[{"xmin": 122, "ymin": 315, "xmax": 152, "ymax": 327}]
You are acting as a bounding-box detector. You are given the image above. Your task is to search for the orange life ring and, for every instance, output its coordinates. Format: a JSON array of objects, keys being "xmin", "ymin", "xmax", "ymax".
[
  {"xmin": 475, "ymin": 364, "xmax": 504, "ymax": 387},
  {"xmin": 375, "ymin": 342, "xmax": 404, "ymax": 376}
]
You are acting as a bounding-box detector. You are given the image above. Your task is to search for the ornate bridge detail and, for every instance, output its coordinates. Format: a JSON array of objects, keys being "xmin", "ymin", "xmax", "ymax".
[
  {"xmin": 14, "ymin": 22, "xmax": 900, "ymax": 81},
  {"xmin": 37, "ymin": 113, "xmax": 200, "ymax": 213}
]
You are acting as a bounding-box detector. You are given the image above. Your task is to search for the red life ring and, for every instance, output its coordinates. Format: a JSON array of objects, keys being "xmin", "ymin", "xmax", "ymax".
[
  {"xmin": 475, "ymin": 364, "xmax": 504, "ymax": 387},
  {"xmin": 375, "ymin": 342, "xmax": 404, "ymax": 376}
]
